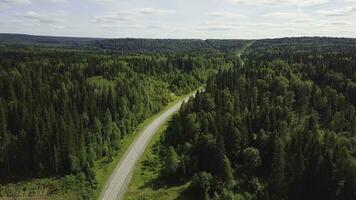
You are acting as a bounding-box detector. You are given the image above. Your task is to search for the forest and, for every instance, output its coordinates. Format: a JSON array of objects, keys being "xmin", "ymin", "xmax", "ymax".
[
  {"xmin": 0, "ymin": 34, "xmax": 251, "ymax": 53},
  {"xmin": 160, "ymin": 37, "xmax": 356, "ymax": 200},
  {"xmin": 0, "ymin": 36, "xmax": 355, "ymax": 199},
  {"xmin": 0, "ymin": 42, "xmax": 239, "ymax": 198}
]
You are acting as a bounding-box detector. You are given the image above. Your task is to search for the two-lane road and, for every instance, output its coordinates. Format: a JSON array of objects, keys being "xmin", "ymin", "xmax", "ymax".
[{"xmin": 99, "ymin": 94, "xmax": 194, "ymax": 200}]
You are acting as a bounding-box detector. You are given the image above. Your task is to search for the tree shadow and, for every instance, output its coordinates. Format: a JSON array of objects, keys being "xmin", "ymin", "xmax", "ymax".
[
  {"xmin": 138, "ymin": 174, "xmax": 177, "ymax": 190},
  {"xmin": 138, "ymin": 176, "xmax": 196, "ymax": 200},
  {"xmin": 173, "ymin": 187, "xmax": 196, "ymax": 200}
]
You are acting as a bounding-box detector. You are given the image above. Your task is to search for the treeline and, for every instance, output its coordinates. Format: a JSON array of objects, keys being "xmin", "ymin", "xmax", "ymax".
[
  {"xmin": 245, "ymin": 37, "xmax": 356, "ymax": 54},
  {"xmin": 89, "ymin": 39, "xmax": 216, "ymax": 54},
  {"xmin": 0, "ymin": 33, "xmax": 99, "ymax": 48},
  {"xmin": 161, "ymin": 39, "xmax": 356, "ymax": 200},
  {"xmin": 0, "ymin": 48, "xmax": 229, "ymax": 188},
  {"xmin": 206, "ymin": 40, "xmax": 253, "ymax": 53},
  {"xmin": 0, "ymin": 34, "xmax": 253, "ymax": 53}
]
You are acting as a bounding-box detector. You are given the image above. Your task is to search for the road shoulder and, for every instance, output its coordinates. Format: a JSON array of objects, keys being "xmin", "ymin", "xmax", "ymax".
[{"xmin": 96, "ymin": 90, "xmax": 198, "ymax": 200}]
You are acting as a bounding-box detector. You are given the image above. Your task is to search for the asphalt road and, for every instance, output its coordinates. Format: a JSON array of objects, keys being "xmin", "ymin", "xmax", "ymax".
[{"xmin": 99, "ymin": 94, "xmax": 193, "ymax": 200}]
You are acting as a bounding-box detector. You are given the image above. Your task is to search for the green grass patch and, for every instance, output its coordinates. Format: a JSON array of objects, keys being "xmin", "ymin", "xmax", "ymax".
[
  {"xmin": 87, "ymin": 76, "xmax": 115, "ymax": 88},
  {"xmin": 124, "ymin": 123, "xmax": 193, "ymax": 200},
  {"xmin": 123, "ymin": 90, "xmax": 203, "ymax": 200},
  {"xmin": 0, "ymin": 175, "xmax": 90, "ymax": 200}
]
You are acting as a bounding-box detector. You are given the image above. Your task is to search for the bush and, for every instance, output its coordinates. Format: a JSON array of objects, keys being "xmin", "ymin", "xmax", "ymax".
[
  {"xmin": 191, "ymin": 171, "xmax": 213, "ymax": 199},
  {"xmin": 242, "ymin": 147, "xmax": 261, "ymax": 173}
]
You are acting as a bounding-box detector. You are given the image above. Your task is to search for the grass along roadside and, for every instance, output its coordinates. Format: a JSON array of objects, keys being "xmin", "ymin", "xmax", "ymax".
[
  {"xmin": 0, "ymin": 175, "xmax": 92, "ymax": 199},
  {"xmin": 92, "ymin": 89, "xmax": 198, "ymax": 199},
  {"xmin": 124, "ymin": 121, "xmax": 192, "ymax": 200},
  {"xmin": 0, "ymin": 90, "xmax": 198, "ymax": 200},
  {"xmin": 124, "ymin": 88, "xmax": 202, "ymax": 200}
]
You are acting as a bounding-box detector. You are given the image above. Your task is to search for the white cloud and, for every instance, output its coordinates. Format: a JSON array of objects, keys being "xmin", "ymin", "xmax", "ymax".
[
  {"xmin": 0, "ymin": 0, "xmax": 30, "ymax": 9},
  {"xmin": 1, "ymin": 0, "xmax": 356, "ymax": 38},
  {"xmin": 199, "ymin": 11, "xmax": 247, "ymax": 32},
  {"xmin": 328, "ymin": 21, "xmax": 351, "ymax": 26},
  {"xmin": 100, "ymin": 23, "xmax": 144, "ymax": 29},
  {"xmin": 198, "ymin": 20, "xmax": 244, "ymax": 32},
  {"xmin": 47, "ymin": 0, "xmax": 67, "ymax": 3},
  {"xmin": 226, "ymin": 0, "xmax": 329, "ymax": 7},
  {"xmin": 198, "ymin": 26, "xmax": 234, "ymax": 31},
  {"xmin": 263, "ymin": 9, "xmax": 313, "ymax": 22},
  {"xmin": 264, "ymin": 12, "xmax": 298, "ymax": 18},
  {"xmin": 93, "ymin": 8, "xmax": 175, "ymax": 24},
  {"xmin": 92, "ymin": 0, "xmax": 113, "ymax": 2},
  {"xmin": 3, "ymin": 0, "xmax": 31, "ymax": 3},
  {"xmin": 134, "ymin": 8, "xmax": 175, "ymax": 15},
  {"xmin": 15, "ymin": 11, "xmax": 67, "ymax": 25},
  {"xmin": 264, "ymin": 9, "xmax": 311, "ymax": 21},
  {"xmin": 316, "ymin": 6, "xmax": 356, "ymax": 16},
  {"xmin": 0, "ymin": 0, "xmax": 66, "ymax": 9},
  {"xmin": 93, "ymin": 14, "xmax": 133, "ymax": 24},
  {"xmin": 147, "ymin": 24, "xmax": 167, "ymax": 30},
  {"xmin": 207, "ymin": 11, "xmax": 246, "ymax": 19}
]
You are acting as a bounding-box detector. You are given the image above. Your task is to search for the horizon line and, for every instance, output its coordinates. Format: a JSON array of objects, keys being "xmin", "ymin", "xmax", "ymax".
[{"xmin": 1, "ymin": 32, "xmax": 356, "ymax": 41}]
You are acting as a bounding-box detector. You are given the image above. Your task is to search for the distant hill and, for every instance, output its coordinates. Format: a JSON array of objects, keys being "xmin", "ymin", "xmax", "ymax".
[
  {"xmin": 0, "ymin": 33, "xmax": 251, "ymax": 53},
  {"xmin": 0, "ymin": 33, "xmax": 101, "ymax": 47},
  {"xmin": 206, "ymin": 39, "xmax": 253, "ymax": 52},
  {"xmin": 249, "ymin": 37, "xmax": 356, "ymax": 53},
  {"xmin": 88, "ymin": 38, "xmax": 217, "ymax": 53},
  {"xmin": 2, "ymin": 34, "xmax": 355, "ymax": 54}
]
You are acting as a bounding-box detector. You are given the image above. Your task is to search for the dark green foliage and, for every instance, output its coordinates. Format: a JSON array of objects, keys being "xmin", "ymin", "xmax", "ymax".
[
  {"xmin": 161, "ymin": 37, "xmax": 356, "ymax": 199},
  {"xmin": 242, "ymin": 147, "xmax": 261, "ymax": 173},
  {"xmin": 0, "ymin": 34, "xmax": 252, "ymax": 53},
  {"xmin": 0, "ymin": 46, "xmax": 229, "ymax": 190},
  {"xmin": 164, "ymin": 146, "xmax": 180, "ymax": 177},
  {"xmin": 191, "ymin": 171, "xmax": 213, "ymax": 199},
  {"xmin": 1, "ymin": 35, "xmax": 355, "ymax": 199},
  {"xmin": 90, "ymin": 39, "xmax": 217, "ymax": 53},
  {"xmin": 0, "ymin": 33, "xmax": 99, "ymax": 46},
  {"xmin": 206, "ymin": 39, "xmax": 253, "ymax": 53}
]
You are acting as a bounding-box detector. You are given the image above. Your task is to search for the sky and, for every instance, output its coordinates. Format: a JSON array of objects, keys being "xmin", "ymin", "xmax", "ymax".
[{"xmin": 0, "ymin": 0, "xmax": 356, "ymax": 39}]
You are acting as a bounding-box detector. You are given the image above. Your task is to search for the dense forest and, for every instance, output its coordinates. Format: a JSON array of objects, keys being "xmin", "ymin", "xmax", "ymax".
[
  {"xmin": 0, "ymin": 42, "xmax": 239, "ymax": 198},
  {"xmin": 0, "ymin": 34, "xmax": 251, "ymax": 53},
  {"xmin": 161, "ymin": 38, "xmax": 356, "ymax": 200},
  {"xmin": 1, "ymin": 35, "xmax": 355, "ymax": 199}
]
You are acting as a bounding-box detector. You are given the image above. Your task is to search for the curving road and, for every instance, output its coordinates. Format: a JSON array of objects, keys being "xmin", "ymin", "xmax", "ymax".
[{"xmin": 99, "ymin": 94, "xmax": 194, "ymax": 200}]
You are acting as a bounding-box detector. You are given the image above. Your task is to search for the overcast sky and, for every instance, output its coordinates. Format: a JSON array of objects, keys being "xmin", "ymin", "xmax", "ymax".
[{"xmin": 0, "ymin": 0, "xmax": 356, "ymax": 39}]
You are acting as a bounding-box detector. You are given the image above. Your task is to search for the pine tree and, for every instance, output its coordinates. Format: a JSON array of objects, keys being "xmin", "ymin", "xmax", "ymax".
[
  {"xmin": 269, "ymin": 138, "xmax": 286, "ymax": 199},
  {"xmin": 165, "ymin": 146, "xmax": 180, "ymax": 177},
  {"xmin": 104, "ymin": 109, "xmax": 113, "ymax": 141},
  {"xmin": 0, "ymin": 100, "xmax": 10, "ymax": 175}
]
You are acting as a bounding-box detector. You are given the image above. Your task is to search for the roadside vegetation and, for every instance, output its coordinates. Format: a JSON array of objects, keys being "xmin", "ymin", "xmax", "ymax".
[
  {"xmin": 124, "ymin": 90, "xmax": 201, "ymax": 200},
  {"xmin": 152, "ymin": 37, "xmax": 356, "ymax": 200},
  {"xmin": 2, "ymin": 36, "xmax": 354, "ymax": 200},
  {"xmin": 0, "ymin": 41, "xmax": 241, "ymax": 199},
  {"xmin": 124, "ymin": 123, "xmax": 189, "ymax": 200}
]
